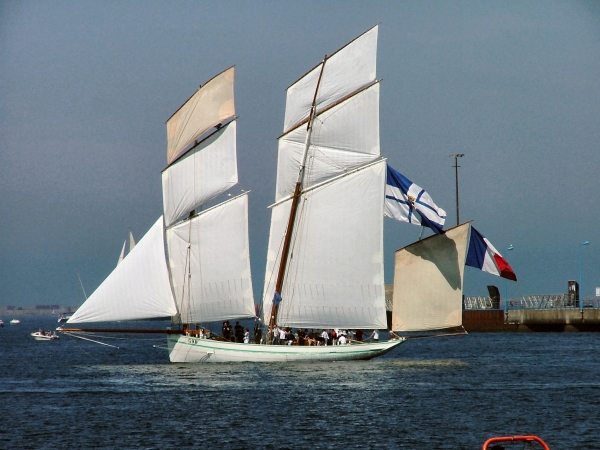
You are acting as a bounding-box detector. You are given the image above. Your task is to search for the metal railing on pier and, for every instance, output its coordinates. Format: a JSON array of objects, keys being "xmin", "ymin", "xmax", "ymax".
[
  {"xmin": 463, "ymin": 296, "xmax": 495, "ymax": 310},
  {"xmin": 463, "ymin": 295, "xmax": 600, "ymax": 310}
]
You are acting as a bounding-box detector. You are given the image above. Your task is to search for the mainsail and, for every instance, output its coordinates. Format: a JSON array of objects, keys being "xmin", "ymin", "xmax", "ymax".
[
  {"xmin": 391, "ymin": 222, "xmax": 470, "ymax": 332},
  {"xmin": 262, "ymin": 25, "xmax": 387, "ymax": 329},
  {"xmin": 69, "ymin": 66, "xmax": 254, "ymax": 327},
  {"xmin": 166, "ymin": 193, "xmax": 254, "ymax": 324}
]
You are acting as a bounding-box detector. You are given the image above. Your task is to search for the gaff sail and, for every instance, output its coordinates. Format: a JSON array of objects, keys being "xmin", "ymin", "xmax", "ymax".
[
  {"xmin": 166, "ymin": 193, "xmax": 255, "ymax": 324},
  {"xmin": 263, "ymin": 161, "xmax": 388, "ymax": 329}
]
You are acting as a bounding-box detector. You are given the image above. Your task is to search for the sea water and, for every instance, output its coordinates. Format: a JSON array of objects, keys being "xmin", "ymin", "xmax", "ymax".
[{"xmin": 1, "ymin": 315, "xmax": 599, "ymax": 449}]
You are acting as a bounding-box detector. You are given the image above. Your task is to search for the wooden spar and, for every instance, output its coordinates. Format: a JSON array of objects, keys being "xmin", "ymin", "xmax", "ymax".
[
  {"xmin": 268, "ymin": 180, "xmax": 302, "ymax": 328},
  {"xmin": 60, "ymin": 327, "xmax": 182, "ymax": 334},
  {"xmin": 268, "ymin": 55, "xmax": 328, "ymax": 330}
]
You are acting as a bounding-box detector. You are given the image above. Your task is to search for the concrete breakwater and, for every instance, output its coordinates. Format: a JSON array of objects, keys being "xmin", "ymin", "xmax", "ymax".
[{"xmin": 463, "ymin": 308, "xmax": 600, "ymax": 332}]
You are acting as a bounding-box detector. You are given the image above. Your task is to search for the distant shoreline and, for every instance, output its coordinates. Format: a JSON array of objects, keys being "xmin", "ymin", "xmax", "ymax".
[{"xmin": 0, "ymin": 307, "xmax": 78, "ymax": 317}]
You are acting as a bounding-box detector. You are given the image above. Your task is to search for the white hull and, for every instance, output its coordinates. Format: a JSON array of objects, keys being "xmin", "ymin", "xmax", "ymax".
[
  {"xmin": 168, "ymin": 335, "xmax": 405, "ymax": 363},
  {"xmin": 31, "ymin": 332, "xmax": 59, "ymax": 341}
]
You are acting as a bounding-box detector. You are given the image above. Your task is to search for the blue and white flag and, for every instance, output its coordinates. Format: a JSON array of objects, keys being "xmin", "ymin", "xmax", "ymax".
[{"xmin": 384, "ymin": 164, "xmax": 446, "ymax": 234}]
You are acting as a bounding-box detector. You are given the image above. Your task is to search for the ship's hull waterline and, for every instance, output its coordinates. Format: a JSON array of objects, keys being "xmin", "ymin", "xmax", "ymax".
[{"xmin": 167, "ymin": 335, "xmax": 405, "ymax": 363}]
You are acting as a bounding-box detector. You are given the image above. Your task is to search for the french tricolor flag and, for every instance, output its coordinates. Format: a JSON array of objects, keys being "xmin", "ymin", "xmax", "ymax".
[{"xmin": 465, "ymin": 227, "xmax": 517, "ymax": 281}]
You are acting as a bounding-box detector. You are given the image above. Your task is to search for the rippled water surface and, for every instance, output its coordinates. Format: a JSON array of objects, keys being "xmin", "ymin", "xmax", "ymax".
[{"xmin": 1, "ymin": 316, "xmax": 599, "ymax": 449}]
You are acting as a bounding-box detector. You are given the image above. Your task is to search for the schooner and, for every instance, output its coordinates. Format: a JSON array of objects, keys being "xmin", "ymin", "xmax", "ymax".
[{"xmin": 64, "ymin": 25, "xmax": 469, "ymax": 363}]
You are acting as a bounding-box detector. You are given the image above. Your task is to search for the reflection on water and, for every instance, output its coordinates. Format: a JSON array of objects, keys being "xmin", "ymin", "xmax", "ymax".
[{"xmin": 1, "ymin": 316, "xmax": 599, "ymax": 449}]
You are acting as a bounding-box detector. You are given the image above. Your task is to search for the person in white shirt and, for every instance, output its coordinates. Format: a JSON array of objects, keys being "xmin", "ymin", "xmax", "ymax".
[
  {"xmin": 337, "ymin": 334, "xmax": 347, "ymax": 345},
  {"xmin": 369, "ymin": 329, "xmax": 379, "ymax": 342},
  {"xmin": 320, "ymin": 329, "xmax": 329, "ymax": 346},
  {"xmin": 279, "ymin": 327, "xmax": 287, "ymax": 344},
  {"xmin": 272, "ymin": 325, "xmax": 280, "ymax": 345}
]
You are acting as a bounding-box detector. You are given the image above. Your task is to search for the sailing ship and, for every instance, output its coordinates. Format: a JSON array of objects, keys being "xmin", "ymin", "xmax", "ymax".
[
  {"xmin": 65, "ymin": 25, "xmax": 468, "ymax": 362},
  {"xmin": 117, "ymin": 229, "xmax": 136, "ymax": 266}
]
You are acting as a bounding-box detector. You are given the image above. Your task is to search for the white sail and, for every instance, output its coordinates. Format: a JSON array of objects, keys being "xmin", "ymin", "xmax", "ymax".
[
  {"xmin": 68, "ymin": 217, "xmax": 177, "ymax": 323},
  {"xmin": 166, "ymin": 193, "xmax": 254, "ymax": 324},
  {"xmin": 117, "ymin": 230, "xmax": 136, "ymax": 266},
  {"xmin": 117, "ymin": 240, "xmax": 126, "ymax": 265},
  {"xmin": 166, "ymin": 66, "xmax": 235, "ymax": 164},
  {"xmin": 262, "ymin": 160, "xmax": 387, "ymax": 329},
  {"xmin": 128, "ymin": 230, "xmax": 136, "ymax": 251},
  {"xmin": 283, "ymin": 25, "xmax": 378, "ymax": 134},
  {"xmin": 391, "ymin": 222, "xmax": 470, "ymax": 332},
  {"xmin": 162, "ymin": 120, "xmax": 238, "ymax": 227},
  {"xmin": 275, "ymin": 83, "xmax": 380, "ymax": 202}
]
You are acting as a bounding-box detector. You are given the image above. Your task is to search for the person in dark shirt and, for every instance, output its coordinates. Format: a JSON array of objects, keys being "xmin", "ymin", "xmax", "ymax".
[
  {"xmin": 222, "ymin": 321, "xmax": 232, "ymax": 341},
  {"xmin": 234, "ymin": 321, "xmax": 244, "ymax": 343}
]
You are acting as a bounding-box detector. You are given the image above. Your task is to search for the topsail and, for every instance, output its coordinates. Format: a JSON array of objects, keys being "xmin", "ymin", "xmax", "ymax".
[{"xmin": 166, "ymin": 66, "xmax": 235, "ymax": 165}]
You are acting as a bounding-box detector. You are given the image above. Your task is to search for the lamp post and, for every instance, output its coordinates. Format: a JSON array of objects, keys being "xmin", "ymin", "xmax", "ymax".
[
  {"xmin": 449, "ymin": 154, "xmax": 464, "ymax": 226},
  {"xmin": 579, "ymin": 240, "xmax": 590, "ymax": 312},
  {"xmin": 504, "ymin": 245, "xmax": 514, "ymax": 314}
]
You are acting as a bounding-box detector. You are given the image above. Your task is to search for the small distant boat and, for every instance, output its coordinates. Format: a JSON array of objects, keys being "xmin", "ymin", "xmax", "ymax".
[
  {"xmin": 57, "ymin": 313, "xmax": 73, "ymax": 323},
  {"xmin": 31, "ymin": 330, "xmax": 60, "ymax": 341},
  {"xmin": 0, "ymin": 319, "xmax": 4, "ymax": 327},
  {"xmin": 10, "ymin": 319, "xmax": 20, "ymax": 325}
]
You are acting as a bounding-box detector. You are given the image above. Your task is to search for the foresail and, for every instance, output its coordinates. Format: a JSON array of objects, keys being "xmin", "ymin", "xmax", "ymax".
[
  {"xmin": 166, "ymin": 66, "xmax": 235, "ymax": 164},
  {"xmin": 166, "ymin": 193, "xmax": 254, "ymax": 324},
  {"xmin": 283, "ymin": 25, "xmax": 378, "ymax": 134},
  {"xmin": 391, "ymin": 222, "xmax": 470, "ymax": 332},
  {"xmin": 262, "ymin": 160, "xmax": 387, "ymax": 329},
  {"xmin": 162, "ymin": 120, "xmax": 238, "ymax": 227},
  {"xmin": 68, "ymin": 217, "xmax": 177, "ymax": 323},
  {"xmin": 276, "ymin": 82, "xmax": 380, "ymax": 202}
]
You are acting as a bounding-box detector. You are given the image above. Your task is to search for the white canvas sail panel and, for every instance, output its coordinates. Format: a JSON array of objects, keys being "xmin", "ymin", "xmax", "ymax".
[
  {"xmin": 162, "ymin": 121, "xmax": 238, "ymax": 227},
  {"xmin": 166, "ymin": 193, "xmax": 254, "ymax": 324},
  {"xmin": 262, "ymin": 161, "xmax": 387, "ymax": 329},
  {"xmin": 275, "ymin": 83, "xmax": 380, "ymax": 201},
  {"xmin": 166, "ymin": 66, "xmax": 235, "ymax": 164},
  {"xmin": 283, "ymin": 25, "xmax": 378, "ymax": 133},
  {"xmin": 68, "ymin": 217, "xmax": 177, "ymax": 323},
  {"xmin": 391, "ymin": 223, "xmax": 470, "ymax": 332}
]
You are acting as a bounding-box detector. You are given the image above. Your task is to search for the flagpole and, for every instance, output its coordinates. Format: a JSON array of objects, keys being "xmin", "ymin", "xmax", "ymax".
[
  {"xmin": 504, "ymin": 245, "xmax": 514, "ymax": 315},
  {"xmin": 450, "ymin": 154, "xmax": 464, "ymax": 226}
]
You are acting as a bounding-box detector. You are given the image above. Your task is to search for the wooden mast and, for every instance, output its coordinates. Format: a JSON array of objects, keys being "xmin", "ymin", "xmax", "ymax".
[{"xmin": 268, "ymin": 56, "xmax": 328, "ymax": 330}]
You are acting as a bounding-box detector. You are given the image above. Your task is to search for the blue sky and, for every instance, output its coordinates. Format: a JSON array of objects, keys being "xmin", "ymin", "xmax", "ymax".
[{"xmin": 2, "ymin": 1, "xmax": 600, "ymax": 307}]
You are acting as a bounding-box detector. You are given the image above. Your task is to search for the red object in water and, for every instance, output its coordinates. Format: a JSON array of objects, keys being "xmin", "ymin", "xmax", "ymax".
[{"xmin": 482, "ymin": 435, "xmax": 550, "ymax": 450}]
